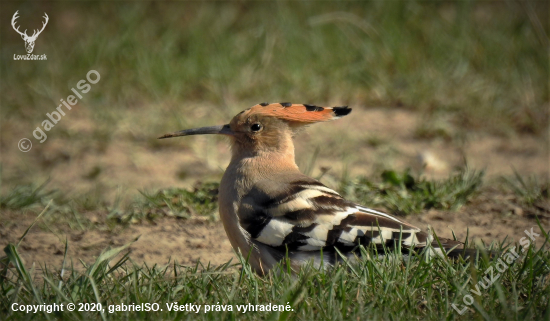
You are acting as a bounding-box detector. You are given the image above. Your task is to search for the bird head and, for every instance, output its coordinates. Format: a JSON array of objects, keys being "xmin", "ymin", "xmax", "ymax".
[{"xmin": 159, "ymin": 103, "xmax": 352, "ymax": 153}]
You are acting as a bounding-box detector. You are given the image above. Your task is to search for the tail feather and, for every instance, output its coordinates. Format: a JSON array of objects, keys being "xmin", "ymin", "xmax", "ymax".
[{"xmin": 431, "ymin": 238, "xmax": 500, "ymax": 260}]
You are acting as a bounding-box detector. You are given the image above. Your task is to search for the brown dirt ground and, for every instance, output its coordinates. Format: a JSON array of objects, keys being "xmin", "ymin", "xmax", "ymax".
[{"xmin": 1, "ymin": 108, "xmax": 549, "ymax": 270}]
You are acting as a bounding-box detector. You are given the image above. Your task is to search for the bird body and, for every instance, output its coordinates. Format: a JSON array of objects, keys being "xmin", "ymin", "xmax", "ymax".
[{"xmin": 160, "ymin": 103, "xmax": 465, "ymax": 274}]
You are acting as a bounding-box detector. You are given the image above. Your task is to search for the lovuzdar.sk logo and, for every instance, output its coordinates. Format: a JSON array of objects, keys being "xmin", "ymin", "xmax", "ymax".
[{"xmin": 11, "ymin": 10, "xmax": 48, "ymax": 60}]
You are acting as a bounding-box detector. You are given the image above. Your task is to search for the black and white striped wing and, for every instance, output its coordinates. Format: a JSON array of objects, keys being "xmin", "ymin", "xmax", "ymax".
[{"xmin": 238, "ymin": 179, "xmax": 432, "ymax": 254}]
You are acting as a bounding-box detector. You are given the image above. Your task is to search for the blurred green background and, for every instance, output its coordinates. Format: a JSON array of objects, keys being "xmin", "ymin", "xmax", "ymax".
[
  {"xmin": 2, "ymin": 1, "xmax": 548, "ymax": 129},
  {"xmin": 1, "ymin": 1, "xmax": 548, "ymax": 200}
]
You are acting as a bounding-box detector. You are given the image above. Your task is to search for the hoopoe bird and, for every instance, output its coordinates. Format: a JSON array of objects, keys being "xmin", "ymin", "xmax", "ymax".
[{"xmin": 159, "ymin": 103, "xmax": 468, "ymax": 275}]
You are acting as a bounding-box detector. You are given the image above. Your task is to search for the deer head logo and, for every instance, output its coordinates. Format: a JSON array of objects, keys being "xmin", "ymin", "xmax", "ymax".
[{"xmin": 11, "ymin": 11, "xmax": 49, "ymax": 54}]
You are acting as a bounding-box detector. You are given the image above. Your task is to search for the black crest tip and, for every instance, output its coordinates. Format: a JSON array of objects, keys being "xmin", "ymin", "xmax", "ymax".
[{"xmin": 332, "ymin": 106, "xmax": 352, "ymax": 116}]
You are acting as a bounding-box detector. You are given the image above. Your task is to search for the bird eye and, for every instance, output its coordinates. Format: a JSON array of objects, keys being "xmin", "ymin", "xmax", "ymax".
[{"xmin": 250, "ymin": 123, "xmax": 262, "ymax": 132}]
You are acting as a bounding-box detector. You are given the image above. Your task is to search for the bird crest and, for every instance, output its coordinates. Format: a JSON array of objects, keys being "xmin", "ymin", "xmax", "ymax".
[{"xmin": 242, "ymin": 102, "xmax": 352, "ymax": 124}]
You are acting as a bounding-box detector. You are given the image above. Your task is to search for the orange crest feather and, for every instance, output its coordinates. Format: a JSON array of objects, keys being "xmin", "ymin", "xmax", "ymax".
[{"xmin": 247, "ymin": 103, "xmax": 351, "ymax": 123}]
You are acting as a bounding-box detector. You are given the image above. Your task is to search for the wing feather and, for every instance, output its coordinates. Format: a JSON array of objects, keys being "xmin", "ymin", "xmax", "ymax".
[{"xmin": 239, "ymin": 179, "xmax": 430, "ymax": 254}]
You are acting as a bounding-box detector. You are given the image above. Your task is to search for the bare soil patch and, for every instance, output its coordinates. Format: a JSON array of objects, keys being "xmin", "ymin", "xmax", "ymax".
[{"xmin": 0, "ymin": 211, "xmax": 234, "ymax": 270}]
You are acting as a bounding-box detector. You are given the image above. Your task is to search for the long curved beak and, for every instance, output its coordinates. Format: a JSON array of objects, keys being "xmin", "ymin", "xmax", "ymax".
[{"xmin": 158, "ymin": 124, "xmax": 233, "ymax": 139}]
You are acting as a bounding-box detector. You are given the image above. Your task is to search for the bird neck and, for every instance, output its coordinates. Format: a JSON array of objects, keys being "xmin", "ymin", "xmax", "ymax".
[
  {"xmin": 228, "ymin": 137, "xmax": 300, "ymax": 180},
  {"xmin": 220, "ymin": 133, "xmax": 300, "ymax": 204}
]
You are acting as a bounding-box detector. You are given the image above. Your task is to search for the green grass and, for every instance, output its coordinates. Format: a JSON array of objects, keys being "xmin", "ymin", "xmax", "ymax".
[
  {"xmin": 0, "ymin": 173, "xmax": 548, "ymax": 320},
  {"xmin": 114, "ymin": 182, "xmax": 220, "ymax": 223},
  {"xmin": 0, "ymin": 181, "xmax": 221, "ymax": 232},
  {"xmin": 503, "ymin": 170, "xmax": 549, "ymax": 207},
  {"xmin": 342, "ymin": 168, "xmax": 484, "ymax": 215},
  {"xmin": 0, "ymin": 179, "xmax": 55, "ymax": 211},
  {"xmin": 1, "ymin": 217, "xmax": 549, "ymax": 320}
]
